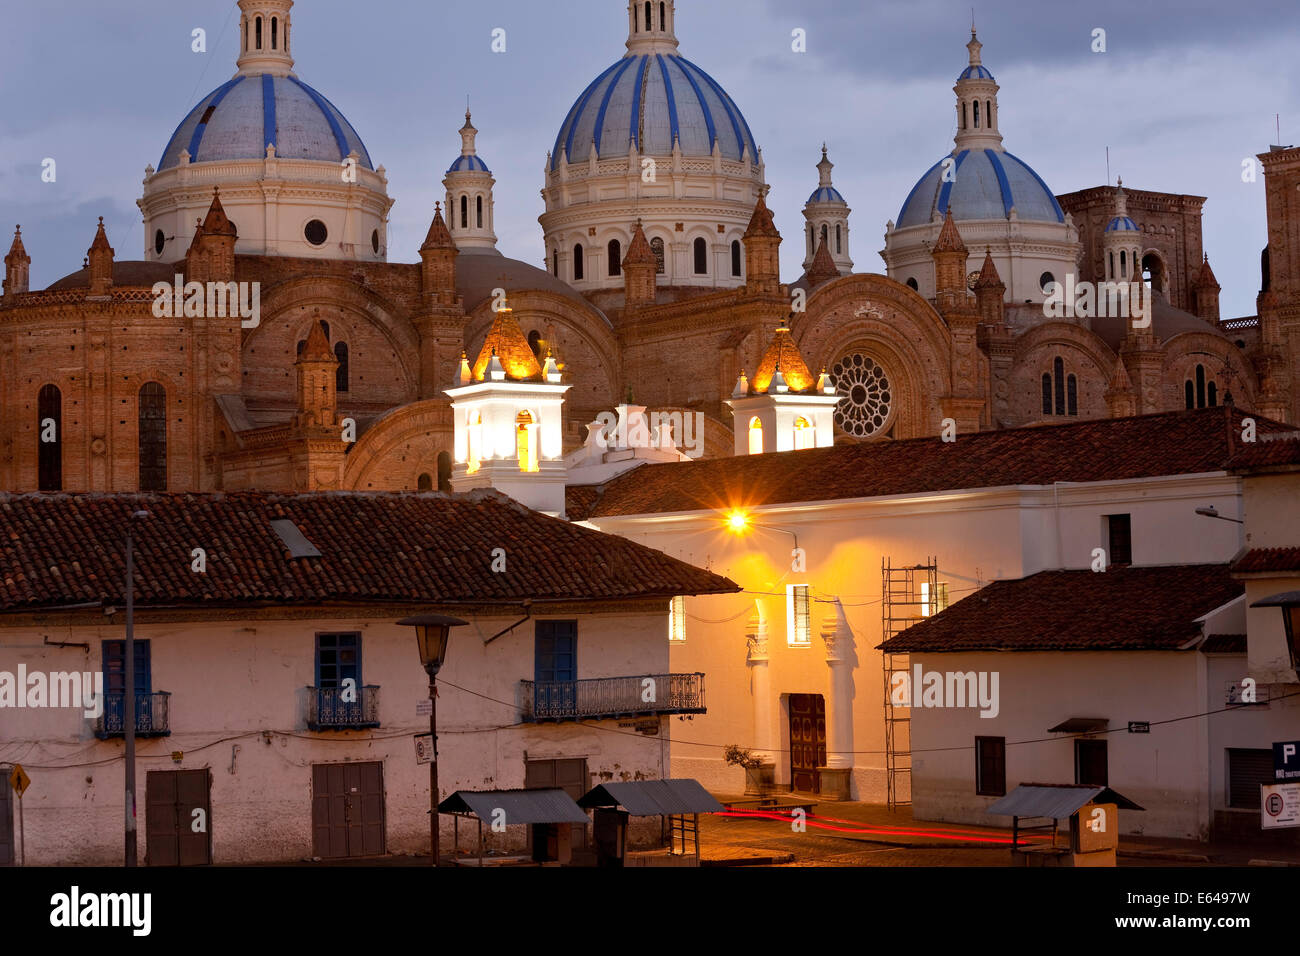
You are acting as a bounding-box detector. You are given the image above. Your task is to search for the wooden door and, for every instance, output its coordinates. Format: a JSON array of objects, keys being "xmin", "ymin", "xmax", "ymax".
[
  {"xmin": 789, "ymin": 694, "xmax": 827, "ymax": 793},
  {"xmin": 145, "ymin": 769, "xmax": 211, "ymax": 866},
  {"xmin": 311, "ymin": 762, "xmax": 386, "ymax": 859},
  {"xmin": 525, "ymin": 757, "xmax": 588, "ymax": 852},
  {"xmin": 1075, "ymin": 739, "xmax": 1108, "ymax": 787},
  {"xmin": 0, "ymin": 773, "xmax": 13, "ymax": 866}
]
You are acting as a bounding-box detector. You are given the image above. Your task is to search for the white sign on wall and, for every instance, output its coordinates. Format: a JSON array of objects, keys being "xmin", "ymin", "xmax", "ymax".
[
  {"xmin": 414, "ymin": 734, "xmax": 434, "ymax": 765},
  {"xmin": 1261, "ymin": 783, "xmax": 1300, "ymax": 830}
]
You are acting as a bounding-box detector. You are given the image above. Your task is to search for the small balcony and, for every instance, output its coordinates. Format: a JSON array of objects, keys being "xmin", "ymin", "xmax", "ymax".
[
  {"xmin": 306, "ymin": 685, "xmax": 380, "ymax": 731},
  {"xmin": 521, "ymin": 673, "xmax": 706, "ymax": 723},
  {"xmin": 94, "ymin": 692, "xmax": 171, "ymax": 739}
]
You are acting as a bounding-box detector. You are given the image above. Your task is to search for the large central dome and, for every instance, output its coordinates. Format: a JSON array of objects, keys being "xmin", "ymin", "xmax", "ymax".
[
  {"xmin": 549, "ymin": 52, "xmax": 758, "ymax": 170},
  {"xmin": 539, "ymin": 1, "xmax": 766, "ymax": 296}
]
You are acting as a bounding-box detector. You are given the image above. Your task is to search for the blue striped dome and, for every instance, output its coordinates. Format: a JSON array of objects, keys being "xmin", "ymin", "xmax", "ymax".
[
  {"xmin": 159, "ymin": 74, "xmax": 373, "ymax": 171},
  {"xmin": 958, "ymin": 64, "xmax": 995, "ymax": 80},
  {"xmin": 896, "ymin": 148, "xmax": 1063, "ymax": 228},
  {"xmin": 1105, "ymin": 215, "xmax": 1139, "ymax": 232},
  {"xmin": 550, "ymin": 53, "xmax": 758, "ymax": 170},
  {"xmin": 808, "ymin": 186, "xmax": 845, "ymax": 204},
  {"xmin": 447, "ymin": 154, "xmax": 490, "ymax": 174}
]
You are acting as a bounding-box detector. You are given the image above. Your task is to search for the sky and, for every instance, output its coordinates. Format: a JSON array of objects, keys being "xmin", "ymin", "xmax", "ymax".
[{"xmin": 1, "ymin": 0, "xmax": 1297, "ymax": 319}]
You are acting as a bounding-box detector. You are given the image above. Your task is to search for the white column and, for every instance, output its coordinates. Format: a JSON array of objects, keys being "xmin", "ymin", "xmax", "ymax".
[
  {"xmin": 821, "ymin": 599, "xmax": 854, "ymax": 771},
  {"xmin": 746, "ymin": 602, "xmax": 775, "ymax": 763}
]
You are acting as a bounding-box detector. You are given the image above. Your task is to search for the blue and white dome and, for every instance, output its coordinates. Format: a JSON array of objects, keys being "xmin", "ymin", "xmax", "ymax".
[
  {"xmin": 958, "ymin": 64, "xmax": 994, "ymax": 80},
  {"xmin": 896, "ymin": 148, "xmax": 1064, "ymax": 229},
  {"xmin": 159, "ymin": 73, "xmax": 372, "ymax": 171},
  {"xmin": 808, "ymin": 186, "xmax": 845, "ymax": 204},
  {"xmin": 1105, "ymin": 215, "xmax": 1139, "ymax": 232},
  {"xmin": 550, "ymin": 52, "xmax": 758, "ymax": 170},
  {"xmin": 447, "ymin": 154, "xmax": 490, "ymax": 174}
]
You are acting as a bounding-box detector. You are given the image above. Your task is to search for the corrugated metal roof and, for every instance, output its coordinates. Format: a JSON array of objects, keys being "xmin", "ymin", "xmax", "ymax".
[
  {"xmin": 577, "ymin": 779, "xmax": 724, "ymax": 815},
  {"xmin": 1047, "ymin": 718, "xmax": 1109, "ymax": 734},
  {"xmin": 987, "ymin": 784, "xmax": 1144, "ymax": 819},
  {"xmin": 437, "ymin": 789, "xmax": 589, "ymax": 825}
]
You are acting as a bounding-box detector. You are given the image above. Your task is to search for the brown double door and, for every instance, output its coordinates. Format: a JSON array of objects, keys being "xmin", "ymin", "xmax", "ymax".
[
  {"xmin": 146, "ymin": 769, "xmax": 212, "ymax": 866},
  {"xmin": 311, "ymin": 762, "xmax": 386, "ymax": 859},
  {"xmin": 789, "ymin": 694, "xmax": 827, "ymax": 793}
]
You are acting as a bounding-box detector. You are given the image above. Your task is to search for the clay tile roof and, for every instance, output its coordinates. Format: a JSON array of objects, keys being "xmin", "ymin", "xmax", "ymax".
[
  {"xmin": 932, "ymin": 208, "xmax": 967, "ymax": 254},
  {"xmin": 568, "ymin": 407, "xmax": 1296, "ymax": 519},
  {"xmin": 743, "ymin": 189, "xmax": 780, "ymax": 240},
  {"xmin": 300, "ymin": 318, "xmax": 335, "ymax": 363},
  {"xmin": 421, "ymin": 203, "xmax": 455, "ymax": 252},
  {"xmin": 624, "ymin": 220, "xmax": 657, "ymax": 267},
  {"xmin": 877, "ymin": 565, "xmax": 1243, "ymax": 652},
  {"xmin": 974, "ymin": 247, "xmax": 1002, "ymax": 289},
  {"xmin": 5, "ymin": 226, "xmax": 28, "ymax": 263},
  {"xmin": 1230, "ymin": 548, "xmax": 1300, "ymax": 574},
  {"xmin": 88, "ymin": 217, "xmax": 113, "ymax": 255},
  {"xmin": 806, "ymin": 236, "xmax": 840, "ymax": 287},
  {"xmin": 0, "ymin": 490, "xmax": 739, "ymax": 613},
  {"xmin": 1194, "ymin": 253, "xmax": 1220, "ymax": 290},
  {"xmin": 751, "ymin": 325, "xmax": 815, "ymax": 394},
  {"xmin": 472, "ymin": 307, "xmax": 543, "ymax": 381},
  {"xmin": 201, "ymin": 188, "xmax": 237, "ymax": 237},
  {"xmin": 1226, "ymin": 432, "xmax": 1300, "ymax": 470}
]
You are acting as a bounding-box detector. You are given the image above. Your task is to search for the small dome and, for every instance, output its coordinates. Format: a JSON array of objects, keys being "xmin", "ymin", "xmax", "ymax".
[
  {"xmin": 159, "ymin": 74, "xmax": 372, "ymax": 171},
  {"xmin": 958, "ymin": 64, "xmax": 995, "ymax": 81},
  {"xmin": 808, "ymin": 186, "xmax": 845, "ymax": 204},
  {"xmin": 1105, "ymin": 215, "xmax": 1139, "ymax": 233},
  {"xmin": 897, "ymin": 148, "xmax": 1064, "ymax": 229},
  {"xmin": 447, "ymin": 154, "xmax": 490, "ymax": 174},
  {"xmin": 550, "ymin": 53, "xmax": 757, "ymax": 169}
]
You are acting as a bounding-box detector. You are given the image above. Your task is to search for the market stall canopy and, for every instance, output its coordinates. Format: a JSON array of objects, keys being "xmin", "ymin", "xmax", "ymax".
[
  {"xmin": 578, "ymin": 779, "xmax": 724, "ymax": 816},
  {"xmin": 438, "ymin": 789, "xmax": 588, "ymax": 825},
  {"xmin": 987, "ymin": 784, "xmax": 1144, "ymax": 819}
]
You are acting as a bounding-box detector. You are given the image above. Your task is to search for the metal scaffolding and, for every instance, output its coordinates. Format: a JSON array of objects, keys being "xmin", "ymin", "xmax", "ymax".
[{"xmin": 881, "ymin": 557, "xmax": 938, "ymax": 811}]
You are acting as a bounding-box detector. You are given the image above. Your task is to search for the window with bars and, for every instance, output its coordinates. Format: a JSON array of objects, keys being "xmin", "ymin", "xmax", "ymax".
[
  {"xmin": 669, "ymin": 596, "xmax": 686, "ymax": 643},
  {"xmin": 316, "ymin": 633, "xmax": 361, "ymax": 689},
  {"xmin": 787, "ymin": 585, "xmax": 811, "ymax": 646},
  {"xmin": 535, "ymin": 621, "xmax": 577, "ymax": 682}
]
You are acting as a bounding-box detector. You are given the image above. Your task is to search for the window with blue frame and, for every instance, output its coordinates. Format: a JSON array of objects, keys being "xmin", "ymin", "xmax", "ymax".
[
  {"xmin": 312, "ymin": 633, "xmax": 372, "ymax": 728},
  {"xmin": 102, "ymin": 640, "xmax": 153, "ymax": 734},
  {"xmin": 533, "ymin": 621, "xmax": 577, "ymax": 718}
]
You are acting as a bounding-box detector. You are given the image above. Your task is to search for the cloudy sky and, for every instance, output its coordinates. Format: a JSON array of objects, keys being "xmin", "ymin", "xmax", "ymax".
[{"xmin": 1, "ymin": 0, "xmax": 1295, "ymax": 318}]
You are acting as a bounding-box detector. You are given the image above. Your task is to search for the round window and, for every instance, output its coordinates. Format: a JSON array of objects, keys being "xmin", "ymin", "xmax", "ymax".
[
  {"xmin": 830, "ymin": 354, "xmax": 893, "ymax": 438},
  {"xmin": 154, "ymin": 229, "xmax": 166, "ymax": 256},
  {"xmin": 1039, "ymin": 271, "xmax": 1056, "ymax": 292},
  {"xmin": 905, "ymin": 277, "xmax": 918, "ymax": 291},
  {"xmin": 304, "ymin": 219, "xmax": 328, "ymax": 246},
  {"xmin": 371, "ymin": 229, "xmax": 380, "ymax": 254}
]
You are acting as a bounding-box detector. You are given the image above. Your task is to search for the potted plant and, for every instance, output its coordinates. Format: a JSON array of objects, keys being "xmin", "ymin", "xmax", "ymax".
[{"xmin": 724, "ymin": 744, "xmax": 775, "ymax": 796}]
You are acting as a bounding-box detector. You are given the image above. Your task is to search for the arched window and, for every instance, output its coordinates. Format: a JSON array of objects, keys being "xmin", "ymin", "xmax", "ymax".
[
  {"xmin": 138, "ymin": 382, "xmax": 167, "ymax": 492},
  {"xmin": 1185, "ymin": 381, "xmax": 1195, "ymax": 410},
  {"xmin": 552, "ymin": 250, "xmax": 558, "ymax": 276},
  {"xmin": 255, "ymin": 16, "xmax": 262, "ymax": 50},
  {"xmin": 986, "ymin": 100, "xmax": 992, "ymax": 128},
  {"xmin": 1041, "ymin": 374, "xmax": 1053, "ymax": 416},
  {"xmin": 1185, "ymin": 365, "xmax": 1219, "ymax": 409},
  {"xmin": 1053, "ymin": 357, "xmax": 1065, "ymax": 416},
  {"xmin": 271, "ymin": 16, "xmax": 277, "ymax": 49},
  {"xmin": 320, "ymin": 320, "xmax": 330, "ymax": 341},
  {"xmin": 645, "ymin": 1, "xmax": 653, "ymax": 30},
  {"xmin": 693, "ymin": 238, "xmax": 708, "ymax": 275},
  {"xmin": 748, "ymin": 417, "xmax": 763, "ymax": 456},
  {"xmin": 820, "ymin": 224, "xmax": 828, "ymax": 245},
  {"xmin": 906, "ymin": 277, "xmax": 918, "ymax": 291},
  {"xmin": 1208, "ymin": 381, "xmax": 1218, "ymax": 407},
  {"xmin": 731, "ymin": 240, "xmax": 742, "ymax": 277},
  {"xmin": 573, "ymin": 244, "xmax": 584, "ymax": 281},
  {"xmin": 1120, "ymin": 250, "xmax": 1127, "ymax": 278},
  {"xmin": 1196, "ymin": 364, "xmax": 1206, "ymax": 408},
  {"xmin": 334, "ymin": 343, "xmax": 349, "ymax": 392},
  {"xmin": 466, "ymin": 411, "xmax": 482, "ymax": 475},
  {"xmin": 962, "ymin": 102, "xmax": 968, "ymax": 130},
  {"xmin": 661, "ymin": 2, "xmax": 666, "ymax": 30},
  {"xmin": 527, "ymin": 330, "xmax": 543, "ymax": 359},
  {"xmin": 476, "ymin": 196, "xmax": 483, "ymax": 229},
  {"xmin": 516, "ymin": 410, "xmax": 538, "ymax": 473},
  {"xmin": 460, "ymin": 195, "xmax": 468, "ymax": 229},
  {"xmin": 1109, "ymin": 251, "xmax": 1115, "ymax": 278},
  {"xmin": 37, "ymin": 384, "xmax": 61, "ymax": 492},
  {"xmin": 1045, "ymin": 358, "xmax": 1078, "ymax": 417},
  {"xmin": 836, "ymin": 224, "xmax": 842, "ymax": 254},
  {"xmin": 1067, "ymin": 374, "xmax": 1078, "ymax": 416},
  {"xmin": 793, "ymin": 416, "xmax": 813, "ymax": 450},
  {"xmin": 244, "ymin": 18, "xmax": 249, "ymax": 53},
  {"xmin": 437, "ymin": 450, "xmax": 452, "ymax": 491},
  {"xmin": 650, "ymin": 237, "xmax": 666, "ymax": 275},
  {"xmin": 807, "ymin": 224, "xmax": 813, "ymax": 257},
  {"xmin": 417, "ymin": 473, "xmax": 433, "ymax": 492},
  {"xmin": 608, "ymin": 239, "xmax": 622, "ymax": 277},
  {"xmin": 973, "ymin": 100, "xmax": 980, "ymax": 128}
]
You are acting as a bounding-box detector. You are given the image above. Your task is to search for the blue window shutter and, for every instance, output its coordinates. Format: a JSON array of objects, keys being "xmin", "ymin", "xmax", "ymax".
[
  {"xmin": 535, "ymin": 621, "xmax": 578, "ymax": 683},
  {"xmin": 102, "ymin": 640, "xmax": 151, "ymax": 695},
  {"xmin": 316, "ymin": 633, "xmax": 361, "ymax": 688}
]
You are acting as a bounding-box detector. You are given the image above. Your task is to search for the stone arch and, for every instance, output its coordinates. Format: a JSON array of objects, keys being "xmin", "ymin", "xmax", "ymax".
[
  {"xmin": 1010, "ymin": 322, "xmax": 1116, "ymax": 424},
  {"xmin": 1160, "ymin": 332, "xmax": 1257, "ymax": 411},
  {"xmin": 794, "ymin": 274, "xmax": 954, "ymax": 439},
  {"xmin": 1141, "ymin": 247, "xmax": 1169, "ymax": 299},
  {"xmin": 343, "ymin": 399, "xmax": 454, "ymax": 491}
]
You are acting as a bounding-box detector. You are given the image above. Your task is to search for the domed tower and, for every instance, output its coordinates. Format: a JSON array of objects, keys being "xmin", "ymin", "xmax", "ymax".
[
  {"xmin": 139, "ymin": 0, "xmax": 393, "ymax": 262},
  {"xmin": 443, "ymin": 111, "xmax": 499, "ymax": 254},
  {"xmin": 540, "ymin": 0, "xmax": 765, "ymax": 296},
  {"xmin": 882, "ymin": 30, "xmax": 1079, "ymax": 309},
  {"xmin": 1102, "ymin": 178, "xmax": 1143, "ymax": 285},
  {"xmin": 802, "ymin": 145, "xmax": 852, "ymax": 274}
]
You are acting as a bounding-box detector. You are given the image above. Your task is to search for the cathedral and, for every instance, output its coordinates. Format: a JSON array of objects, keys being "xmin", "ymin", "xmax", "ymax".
[{"xmin": 2, "ymin": 0, "xmax": 1297, "ymax": 498}]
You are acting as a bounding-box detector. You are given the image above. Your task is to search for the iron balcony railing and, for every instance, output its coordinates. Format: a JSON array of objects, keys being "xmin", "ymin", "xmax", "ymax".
[
  {"xmin": 94, "ymin": 692, "xmax": 171, "ymax": 738},
  {"xmin": 521, "ymin": 673, "xmax": 705, "ymax": 723},
  {"xmin": 306, "ymin": 685, "xmax": 380, "ymax": 730}
]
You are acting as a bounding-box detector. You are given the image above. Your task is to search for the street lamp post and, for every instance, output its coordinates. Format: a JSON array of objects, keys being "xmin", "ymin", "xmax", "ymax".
[
  {"xmin": 398, "ymin": 614, "xmax": 468, "ymax": 867},
  {"xmin": 124, "ymin": 509, "xmax": 150, "ymax": 868}
]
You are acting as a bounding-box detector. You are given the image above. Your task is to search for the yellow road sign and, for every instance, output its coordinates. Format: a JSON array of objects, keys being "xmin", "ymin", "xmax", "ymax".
[{"xmin": 9, "ymin": 764, "xmax": 30, "ymax": 798}]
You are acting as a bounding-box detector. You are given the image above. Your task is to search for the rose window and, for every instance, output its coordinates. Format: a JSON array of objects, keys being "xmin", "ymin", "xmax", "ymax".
[{"xmin": 830, "ymin": 354, "xmax": 893, "ymax": 437}]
